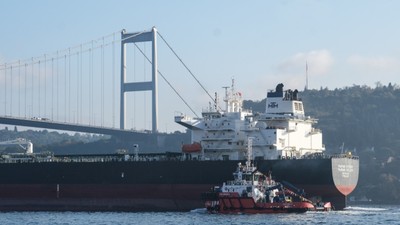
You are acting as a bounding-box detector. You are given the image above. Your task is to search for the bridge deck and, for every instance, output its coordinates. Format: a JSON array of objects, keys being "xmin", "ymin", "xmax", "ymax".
[{"xmin": 0, "ymin": 116, "xmax": 149, "ymax": 138}]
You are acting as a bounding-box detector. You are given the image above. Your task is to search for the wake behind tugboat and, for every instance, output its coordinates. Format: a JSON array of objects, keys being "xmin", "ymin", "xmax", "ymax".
[{"xmin": 201, "ymin": 139, "xmax": 332, "ymax": 214}]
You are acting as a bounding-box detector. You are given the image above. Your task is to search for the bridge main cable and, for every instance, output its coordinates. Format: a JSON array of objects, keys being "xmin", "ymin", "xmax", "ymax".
[
  {"xmin": 133, "ymin": 43, "xmax": 199, "ymax": 118},
  {"xmin": 157, "ymin": 32, "xmax": 217, "ymax": 108}
]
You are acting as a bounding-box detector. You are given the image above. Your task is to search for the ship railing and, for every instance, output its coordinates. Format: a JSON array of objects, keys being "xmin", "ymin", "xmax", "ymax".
[
  {"xmin": 332, "ymin": 153, "xmax": 359, "ymax": 160},
  {"xmin": 300, "ymin": 152, "xmax": 328, "ymax": 159},
  {"xmin": 309, "ymin": 128, "xmax": 321, "ymax": 134},
  {"xmin": 0, "ymin": 157, "xmax": 54, "ymax": 163},
  {"xmin": 226, "ymin": 180, "xmax": 248, "ymax": 186},
  {"xmin": 202, "ymin": 137, "xmax": 234, "ymax": 141},
  {"xmin": 204, "ymin": 127, "xmax": 235, "ymax": 131},
  {"xmin": 0, "ymin": 152, "xmax": 54, "ymax": 164},
  {"xmin": 0, "ymin": 152, "xmax": 185, "ymax": 164},
  {"xmin": 203, "ymin": 147, "xmax": 235, "ymax": 152},
  {"xmin": 299, "ymin": 152, "xmax": 359, "ymax": 160},
  {"xmin": 280, "ymin": 146, "xmax": 297, "ymax": 159}
]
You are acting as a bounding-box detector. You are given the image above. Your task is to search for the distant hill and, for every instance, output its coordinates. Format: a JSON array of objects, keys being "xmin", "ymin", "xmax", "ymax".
[{"xmin": 0, "ymin": 128, "xmax": 190, "ymax": 155}]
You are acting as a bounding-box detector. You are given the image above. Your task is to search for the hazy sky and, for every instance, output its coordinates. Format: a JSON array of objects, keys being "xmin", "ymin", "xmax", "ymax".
[{"xmin": 1, "ymin": 0, "xmax": 399, "ymax": 132}]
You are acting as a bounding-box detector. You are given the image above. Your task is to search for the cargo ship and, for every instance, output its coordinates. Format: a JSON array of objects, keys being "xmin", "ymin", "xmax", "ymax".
[{"xmin": 0, "ymin": 82, "xmax": 359, "ymax": 211}]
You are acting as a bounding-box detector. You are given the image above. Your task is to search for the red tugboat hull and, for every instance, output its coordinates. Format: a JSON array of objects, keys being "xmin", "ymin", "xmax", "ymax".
[{"xmin": 205, "ymin": 192, "xmax": 331, "ymax": 214}]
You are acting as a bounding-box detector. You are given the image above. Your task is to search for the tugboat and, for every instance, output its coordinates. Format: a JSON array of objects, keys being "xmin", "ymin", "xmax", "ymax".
[{"xmin": 202, "ymin": 138, "xmax": 332, "ymax": 214}]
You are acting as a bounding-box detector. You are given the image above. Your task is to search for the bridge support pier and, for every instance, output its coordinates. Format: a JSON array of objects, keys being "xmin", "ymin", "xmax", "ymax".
[{"xmin": 120, "ymin": 27, "xmax": 158, "ymax": 133}]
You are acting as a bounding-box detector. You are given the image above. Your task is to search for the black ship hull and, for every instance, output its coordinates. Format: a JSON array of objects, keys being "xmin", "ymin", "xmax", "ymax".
[{"xmin": 0, "ymin": 156, "xmax": 358, "ymax": 211}]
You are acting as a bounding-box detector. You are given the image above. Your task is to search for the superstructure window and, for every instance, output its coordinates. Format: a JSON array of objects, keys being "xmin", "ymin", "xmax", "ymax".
[{"xmin": 294, "ymin": 102, "xmax": 299, "ymax": 110}]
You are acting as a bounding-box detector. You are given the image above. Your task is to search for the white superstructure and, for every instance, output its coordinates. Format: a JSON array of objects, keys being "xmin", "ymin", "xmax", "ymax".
[{"xmin": 175, "ymin": 81, "xmax": 325, "ymax": 160}]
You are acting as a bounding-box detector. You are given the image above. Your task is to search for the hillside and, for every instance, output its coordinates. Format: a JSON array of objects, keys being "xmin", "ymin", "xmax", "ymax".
[{"xmin": 0, "ymin": 129, "xmax": 189, "ymax": 155}]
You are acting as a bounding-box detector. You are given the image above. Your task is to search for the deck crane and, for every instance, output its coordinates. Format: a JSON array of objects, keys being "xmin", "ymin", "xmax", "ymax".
[{"xmin": 0, "ymin": 138, "xmax": 33, "ymax": 154}]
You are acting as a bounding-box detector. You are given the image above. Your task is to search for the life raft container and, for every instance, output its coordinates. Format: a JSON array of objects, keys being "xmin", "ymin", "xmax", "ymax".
[{"xmin": 182, "ymin": 142, "xmax": 202, "ymax": 153}]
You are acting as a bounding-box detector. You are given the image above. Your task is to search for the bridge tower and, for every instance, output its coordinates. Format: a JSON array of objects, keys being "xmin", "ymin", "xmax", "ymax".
[{"xmin": 120, "ymin": 27, "xmax": 158, "ymax": 132}]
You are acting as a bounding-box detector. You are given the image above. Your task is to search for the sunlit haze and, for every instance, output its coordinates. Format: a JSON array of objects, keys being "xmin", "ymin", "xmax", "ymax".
[{"xmin": 1, "ymin": 0, "xmax": 399, "ymax": 132}]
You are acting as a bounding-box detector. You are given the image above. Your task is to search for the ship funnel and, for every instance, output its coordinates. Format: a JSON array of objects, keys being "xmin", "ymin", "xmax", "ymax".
[{"xmin": 266, "ymin": 83, "xmax": 305, "ymax": 116}]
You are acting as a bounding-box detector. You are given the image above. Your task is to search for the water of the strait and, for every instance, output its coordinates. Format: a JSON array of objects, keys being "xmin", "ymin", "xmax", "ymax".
[{"xmin": 1, "ymin": 205, "xmax": 398, "ymax": 225}]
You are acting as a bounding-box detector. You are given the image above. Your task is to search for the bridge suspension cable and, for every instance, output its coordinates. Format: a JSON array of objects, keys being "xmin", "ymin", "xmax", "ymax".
[
  {"xmin": 3, "ymin": 63, "xmax": 6, "ymax": 116},
  {"xmin": 24, "ymin": 63, "xmax": 27, "ymax": 118},
  {"xmin": 112, "ymin": 33, "xmax": 116, "ymax": 128},
  {"xmin": 133, "ymin": 43, "xmax": 199, "ymax": 118},
  {"xmin": 44, "ymin": 56, "xmax": 46, "ymax": 119},
  {"xmin": 18, "ymin": 61, "xmax": 21, "ymax": 117},
  {"xmin": 101, "ymin": 37, "xmax": 105, "ymax": 126},
  {"xmin": 157, "ymin": 32, "xmax": 217, "ymax": 108},
  {"xmin": 10, "ymin": 65, "xmax": 13, "ymax": 116},
  {"xmin": 38, "ymin": 61, "xmax": 41, "ymax": 116}
]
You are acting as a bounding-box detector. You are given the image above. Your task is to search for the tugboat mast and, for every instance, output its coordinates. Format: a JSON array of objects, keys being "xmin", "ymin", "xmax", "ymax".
[{"xmin": 246, "ymin": 137, "xmax": 254, "ymax": 169}]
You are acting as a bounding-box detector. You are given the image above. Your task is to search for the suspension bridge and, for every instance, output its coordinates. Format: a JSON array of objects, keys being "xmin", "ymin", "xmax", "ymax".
[{"xmin": 0, "ymin": 27, "xmax": 212, "ymax": 140}]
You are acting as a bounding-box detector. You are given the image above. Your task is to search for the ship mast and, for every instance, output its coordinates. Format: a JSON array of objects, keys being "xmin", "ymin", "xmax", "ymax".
[
  {"xmin": 222, "ymin": 86, "xmax": 229, "ymax": 112},
  {"xmin": 223, "ymin": 79, "xmax": 242, "ymax": 113},
  {"xmin": 305, "ymin": 61, "xmax": 309, "ymax": 90}
]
